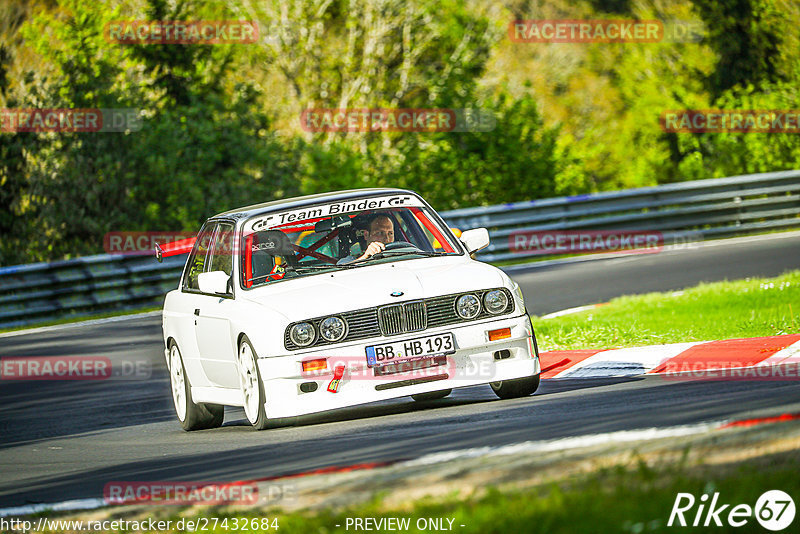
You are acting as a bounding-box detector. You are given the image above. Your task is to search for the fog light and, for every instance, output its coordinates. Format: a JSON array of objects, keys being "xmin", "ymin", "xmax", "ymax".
[
  {"xmin": 299, "ymin": 382, "xmax": 318, "ymax": 393},
  {"xmin": 488, "ymin": 327, "xmax": 511, "ymax": 341},
  {"xmin": 493, "ymin": 349, "xmax": 511, "ymax": 360},
  {"xmin": 302, "ymin": 358, "xmax": 327, "ymax": 372}
]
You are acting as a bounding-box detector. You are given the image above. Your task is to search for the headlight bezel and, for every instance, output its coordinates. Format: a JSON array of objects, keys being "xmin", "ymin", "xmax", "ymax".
[
  {"xmin": 455, "ymin": 293, "xmax": 481, "ymax": 319},
  {"xmin": 289, "ymin": 322, "xmax": 317, "ymax": 347},
  {"xmin": 319, "ymin": 316, "xmax": 347, "ymax": 342},
  {"xmin": 483, "ymin": 289, "xmax": 509, "ymax": 315}
]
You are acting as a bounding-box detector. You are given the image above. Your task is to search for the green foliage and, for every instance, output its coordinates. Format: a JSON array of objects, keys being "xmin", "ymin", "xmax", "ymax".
[
  {"xmin": 1, "ymin": 0, "xmax": 800, "ymax": 264},
  {"xmin": 691, "ymin": 0, "xmax": 791, "ymax": 96},
  {"xmin": 1, "ymin": 0, "xmax": 300, "ymax": 263},
  {"xmin": 674, "ymin": 76, "xmax": 800, "ymax": 179}
]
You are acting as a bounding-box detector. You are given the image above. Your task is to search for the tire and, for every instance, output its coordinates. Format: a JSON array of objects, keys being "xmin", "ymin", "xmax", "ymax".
[
  {"xmin": 412, "ymin": 389, "xmax": 452, "ymax": 401},
  {"xmin": 237, "ymin": 335, "xmax": 272, "ymax": 430},
  {"xmin": 490, "ymin": 374, "xmax": 540, "ymax": 400},
  {"xmin": 168, "ymin": 341, "xmax": 224, "ymax": 431}
]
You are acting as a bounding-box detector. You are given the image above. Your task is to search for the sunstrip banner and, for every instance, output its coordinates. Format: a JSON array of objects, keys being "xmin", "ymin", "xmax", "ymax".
[{"xmin": 244, "ymin": 194, "xmax": 423, "ymax": 233}]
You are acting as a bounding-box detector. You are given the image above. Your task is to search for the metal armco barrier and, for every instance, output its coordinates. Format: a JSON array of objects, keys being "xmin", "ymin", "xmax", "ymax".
[
  {"xmin": 443, "ymin": 169, "xmax": 800, "ymax": 263},
  {"xmin": 1, "ymin": 170, "xmax": 798, "ymax": 328},
  {"xmin": 0, "ymin": 254, "xmax": 187, "ymax": 329}
]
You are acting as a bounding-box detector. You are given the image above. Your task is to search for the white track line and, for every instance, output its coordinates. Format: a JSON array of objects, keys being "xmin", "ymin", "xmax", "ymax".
[
  {"xmin": 0, "ymin": 498, "xmax": 105, "ymax": 518},
  {"xmin": 540, "ymin": 304, "xmax": 600, "ymax": 319},
  {"xmin": 400, "ymin": 421, "xmax": 721, "ymax": 467},
  {"xmin": 0, "ymin": 311, "xmax": 161, "ymax": 339}
]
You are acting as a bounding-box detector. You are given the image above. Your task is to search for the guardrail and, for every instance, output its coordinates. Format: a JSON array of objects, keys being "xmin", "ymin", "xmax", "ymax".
[
  {"xmin": 444, "ymin": 169, "xmax": 800, "ymax": 262},
  {"xmin": 1, "ymin": 170, "xmax": 798, "ymax": 329}
]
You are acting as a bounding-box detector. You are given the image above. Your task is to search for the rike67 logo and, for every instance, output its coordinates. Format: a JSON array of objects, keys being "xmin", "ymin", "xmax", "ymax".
[{"xmin": 669, "ymin": 490, "xmax": 795, "ymax": 531}]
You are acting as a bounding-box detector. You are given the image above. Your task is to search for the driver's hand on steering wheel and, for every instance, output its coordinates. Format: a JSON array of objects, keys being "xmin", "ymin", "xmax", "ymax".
[{"xmin": 356, "ymin": 241, "xmax": 385, "ymax": 261}]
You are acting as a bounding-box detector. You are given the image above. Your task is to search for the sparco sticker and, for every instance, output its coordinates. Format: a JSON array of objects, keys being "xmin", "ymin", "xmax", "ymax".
[{"xmin": 245, "ymin": 195, "xmax": 422, "ymax": 232}]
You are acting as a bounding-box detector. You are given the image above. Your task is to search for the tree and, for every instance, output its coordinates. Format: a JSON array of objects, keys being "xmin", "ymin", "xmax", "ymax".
[
  {"xmin": 691, "ymin": 0, "xmax": 793, "ymax": 96},
  {"xmin": 2, "ymin": 0, "xmax": 300, "ymax": 263}
]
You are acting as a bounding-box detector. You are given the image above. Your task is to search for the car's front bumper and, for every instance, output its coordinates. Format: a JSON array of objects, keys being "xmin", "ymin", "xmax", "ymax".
[{"xmin": 256, "ymin": 313, "xmax": 539, "ymax": 419}]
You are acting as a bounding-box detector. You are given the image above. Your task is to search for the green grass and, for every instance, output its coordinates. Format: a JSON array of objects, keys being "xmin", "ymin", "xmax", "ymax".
[{"xmin": 534, "ymin": 270, "xmax": 800, "ymax": 351}]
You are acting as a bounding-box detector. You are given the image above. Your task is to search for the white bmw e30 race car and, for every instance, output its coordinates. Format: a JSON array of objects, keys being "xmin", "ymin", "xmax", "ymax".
[{"xmin": 157, "ymin": 189, "xmax": 540, "ymax": 430}]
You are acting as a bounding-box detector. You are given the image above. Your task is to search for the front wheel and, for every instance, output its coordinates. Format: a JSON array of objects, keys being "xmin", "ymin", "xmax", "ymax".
[
  {"xmin": 238, "ymin": 335, "xmax": 272, "ymax": 430},
  {"xmin": 168, "ymin": 342, "xmax": 224, "ymax": 431},
  {"xmin": 490, "ymin": 374, "xmax": 540, "ymax": 400}
]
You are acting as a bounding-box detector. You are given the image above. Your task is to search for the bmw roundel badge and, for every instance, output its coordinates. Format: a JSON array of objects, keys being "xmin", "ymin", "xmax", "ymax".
[{"xmin": 391, "ymin": 291, "xmax": 404, "ymax": 297}]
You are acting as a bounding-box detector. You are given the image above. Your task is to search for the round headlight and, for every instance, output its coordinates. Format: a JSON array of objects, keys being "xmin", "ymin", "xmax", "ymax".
[
  {"xmin": 319, "ymin": 316, "xmax": 346, "ymax": 342},
  {"xmin": 290, "ymin": 322, "xmax": 316, "ymax": 347},
  {"xmin": 456, "ymin": 294, "xmax": 481, "ymax": 319},
  {"xmin": 484, "ymin": 290, "xmax": 509, "ymax": 314}
]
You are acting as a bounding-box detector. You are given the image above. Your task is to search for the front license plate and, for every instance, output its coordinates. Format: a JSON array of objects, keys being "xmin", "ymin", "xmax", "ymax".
[{"xmin": 366, "ymin": 332, "xmax": 455, "ymax": 367}]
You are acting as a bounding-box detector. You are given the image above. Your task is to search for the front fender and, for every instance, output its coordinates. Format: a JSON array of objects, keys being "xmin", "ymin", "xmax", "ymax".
[{"xmin": 229, "ymin": 300, "xmax": 290, "ymax": 359}]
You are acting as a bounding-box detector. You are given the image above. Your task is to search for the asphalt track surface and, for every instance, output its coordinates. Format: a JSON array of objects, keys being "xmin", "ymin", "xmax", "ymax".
[{"xmin": 1, "ymin": 233, "xmax": 799, "ymax": 508}]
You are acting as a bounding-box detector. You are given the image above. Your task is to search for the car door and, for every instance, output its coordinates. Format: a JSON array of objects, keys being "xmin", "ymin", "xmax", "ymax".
[
  {"xmin": 172, "ymin": 222, "xmax": 217, "ymax": 388},
  {"xmin": 192, "ymin": 222, "xmax": 240, "ymax": 389}
]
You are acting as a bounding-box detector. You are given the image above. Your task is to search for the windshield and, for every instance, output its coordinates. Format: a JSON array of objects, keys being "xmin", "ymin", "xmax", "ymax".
[{"xmin": 240, "ymin": 195, "xmax": 461, "ymax": 289}]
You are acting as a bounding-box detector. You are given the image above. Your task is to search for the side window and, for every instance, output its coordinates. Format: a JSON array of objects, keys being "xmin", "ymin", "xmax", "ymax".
[
  {"xmin": 183, "ymin": 223, "xmax": 217, "ymax": 291},
  {"xmin": 208, "ymin": 223, "xmax": 235, "ymax": 277}
]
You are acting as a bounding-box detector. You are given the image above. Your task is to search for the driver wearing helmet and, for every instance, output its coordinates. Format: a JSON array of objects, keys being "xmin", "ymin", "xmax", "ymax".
[{"xmin": 339, "ymin": 214, "xmax": 395, "ymax": 264}]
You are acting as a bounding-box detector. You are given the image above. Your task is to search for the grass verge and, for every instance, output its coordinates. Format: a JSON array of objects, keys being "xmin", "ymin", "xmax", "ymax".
[
  {"xmin": 534, "ymin": 270, "xmax": 800, "ymax": 351},
  {"xmin": 54, "ymin": 442, "xmax": 795, "ymax": 533},
  {"xmin": 273, "ymin": 450, "xmax": 799, "ymax": 533}
]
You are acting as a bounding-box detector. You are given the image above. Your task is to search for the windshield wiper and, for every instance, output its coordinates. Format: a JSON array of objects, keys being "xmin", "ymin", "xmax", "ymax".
[
  {"xmin": 356, "ymin": 250, "xmax": 441, "ymax": 263},
  {"xmin": 381, "ymin": 250, "xmax": 440, "ymax": 257},
  {"xmin": 292, "ymin": 263, "xmax": 358, "ymax": 271}
]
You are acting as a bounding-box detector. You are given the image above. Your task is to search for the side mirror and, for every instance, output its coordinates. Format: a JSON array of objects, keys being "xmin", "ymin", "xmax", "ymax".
[
  {"xmin": 459, "ymin": 228, "xmax": 490, "ymax": 254},
  {"xmin": 198, "ymin": 271, "xmax": 231, "ymax": 295}
]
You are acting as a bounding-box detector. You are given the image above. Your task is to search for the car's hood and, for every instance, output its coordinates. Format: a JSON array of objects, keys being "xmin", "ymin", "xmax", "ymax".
[{"xmin": 239, "ymin": 256, "xmax": 506, "ymax": 322}]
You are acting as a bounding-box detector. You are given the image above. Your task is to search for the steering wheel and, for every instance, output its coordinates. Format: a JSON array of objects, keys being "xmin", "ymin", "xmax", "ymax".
[{"xmin": 383, "ymin": 241, "xmax": 419, "ymax": 251}]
